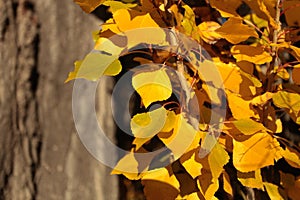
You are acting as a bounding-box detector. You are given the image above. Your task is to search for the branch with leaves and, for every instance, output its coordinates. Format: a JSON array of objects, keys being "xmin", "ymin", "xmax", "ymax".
[{"xmin": 67, "ymin": 0, "xmax": 300, "ymax": 199}]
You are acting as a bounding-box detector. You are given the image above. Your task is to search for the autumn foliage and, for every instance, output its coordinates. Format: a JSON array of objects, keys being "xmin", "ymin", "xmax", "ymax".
[{"xmin": 68, "ymin": 0, "xmax": 300, "ymax": 199}]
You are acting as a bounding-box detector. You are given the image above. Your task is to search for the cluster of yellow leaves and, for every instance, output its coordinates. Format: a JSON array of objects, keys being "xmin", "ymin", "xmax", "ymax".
[{"xmin": 69, "ymin": 0, "xmax": 300, "ymax": 199}]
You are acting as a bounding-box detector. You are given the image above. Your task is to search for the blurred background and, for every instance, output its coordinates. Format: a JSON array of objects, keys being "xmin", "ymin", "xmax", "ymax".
[{"xmin": 0, "ymin": 0, "xmax": 119, "ymax": 199}]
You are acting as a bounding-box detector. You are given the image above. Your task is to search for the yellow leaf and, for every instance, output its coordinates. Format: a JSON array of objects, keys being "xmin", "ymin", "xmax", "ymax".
[
  {"xmin": 132, "ymin": 69, "xmax": 172, "ymax": 108},
  {"xmin": 111, "ymin": 152, "xmax": 147, "ymax": 180},
  {"xmin": 209, "ymin": 0, "xmax": 242, "ymax": 17},
  {"xmin": 102, "ymin": 9, "xmax": 166, "ymax": 48},
  {"xmin": 131, "ymin": 107, "xmax": 167, "ymax": 138},
  {"xmin": 103, "ymin": 1, "xmax": 137, "ymax": 13},
  {"xmin": 244, "ymin": 0, "xmax": 277, "ymax": 29},
  {"xmin": 251, "ymin": 92, "xmax": 274, "ymax": 106},
  {"xmin": 65, "ymin": 53, "xmax": 122, "ymax": 82},
  {"xmin": 160, "ymin": 110, "xmax": 178, "ymax": 133},
  {"xmin": 181, "ymin": 5, "xmax": 200, "ymax": 41},
  {"xmin": 212, "ymin": 58, "xmax": 261, "ymax": 98},
  {"xmin": 244, "ymin": 13, "xmax": 269, "ymax": 29},
  {"xmin": 198, "ymin": 173, "xmax": 219, "ymax": 200},
  {"xmin": 275, "ymin": 118, "xmax": 282, "ymax": 133},
  {"xmin": 233, "ymin": 132, "xmax": 280, "ymax": 172},
  {"xmin": 272, "ymin": 91, "xmax": 300, "ymax": 117},
  {"xmin": 231, "ymin": 45, "xmax": 272, "ymax": 64},
  {"xmin": 198, "ymin": 21, "xmax": 222, "ymax": 44},
  {"xmin": 208, "ymin": 143, "xmax": 230, "ymax": 179},
  {"xmin": 74, "ymin": 0, "xmax": 104, "ymax": 13},
  {"xmin": 216, "ymin": 17, "xmax": 258, "ymax": 44},
  {"xmin": 158, "ymin": 114, "xmax": 198, "ymax": 160},
  {"xmin": 132, "ymin": 109, "xmax": 177, "ymax": 150},
  {"xmin": 237, "ymin": 169, "xmax": 264, "ymax": 189},
  {"xmin": 227, "ymin": 92, "xmax": 257, "ymax": 119},
  {"xmin": 232, "ymin": 118, "xmax": 267, "ymax": 135},
  {"xmin": 263, "ymin": 182, "xmax": 285, "ymax": 200},
  {"xmin": 180, "ymin": 150, "xmax": 203, "ymax": 179},
  {"xmin": 281, "ymin": 146, "xmax": 300, "ymax": 168}
]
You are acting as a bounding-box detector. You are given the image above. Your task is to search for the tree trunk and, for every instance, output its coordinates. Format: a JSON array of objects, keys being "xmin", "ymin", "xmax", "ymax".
[{"xmin": 0, "ymin": 0, "xmax": 118, "ymax": 199}]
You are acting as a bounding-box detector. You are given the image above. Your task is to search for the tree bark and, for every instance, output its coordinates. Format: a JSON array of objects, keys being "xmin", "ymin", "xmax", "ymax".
[{"xmin": 0, "ymin": 0, "xmax": 118, "ymax": 199}]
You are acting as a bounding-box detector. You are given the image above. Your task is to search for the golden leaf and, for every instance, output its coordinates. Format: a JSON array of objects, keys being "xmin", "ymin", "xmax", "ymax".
[
  {"xmin": 232, "ymin": 118, "xmax": 268, "ymax": 135},
  {"xmin": 231, "ymin": 45, "xmax": 272, "ymax": 64},
  {"xmin": 208, "ymin": 143, "xmax": 230, "ymax": 179},
  {"xmin": 216, "ymin": 17, "xmax": 258, "ymax": 44},
  {"xmin": 264, "ymin": 182, "xmax": 285, "ymax": 200},
  {"xmin": 227, "ymin": 92, "xmax": 257, "ymax": 119},
  {"xmin": 132, "ymin": 69, "xmax": 172, "ymax": 108},
  {"xmin": 281, "ymin": 146, "xmax": 300, "ymax": 169},
  {"xmin": 158, "ymin": 114, "xmax": 198, "ymax": 160},
  {"xmin": 233, "ymin": 132, "xmax": 281, "ymax": 172}
]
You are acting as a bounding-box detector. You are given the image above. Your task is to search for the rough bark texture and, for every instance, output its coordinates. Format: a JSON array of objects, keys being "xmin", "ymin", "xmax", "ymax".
[{"xmin": 0, "ymin": 0, "xmax": 118, "ymax": 199}]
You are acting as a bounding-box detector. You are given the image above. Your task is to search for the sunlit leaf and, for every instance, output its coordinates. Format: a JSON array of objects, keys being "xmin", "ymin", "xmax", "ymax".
[
  {"xmin": 131, "ymin": 107, "xmax": 167, "ymax": 138},
  {"xmin": 272, "ymin": 91, "xmax": 300, "ymax": 118},
  {"xmin": 111, "ymin": 152, "xmax": 146, "ymax": 180},
  {"xmin": 232, "ymin": 118, "xmax": 267, "ymax": 135},
  {"xmin": 227, "ymin": 92, "xmax": 257, "ymax": 119},
  {"xmin": 216, "ymin": 17, "xmax": 258, "ymax": 44},
  {"xmin": 233, "ymin": 132, "xmax": 281, "ymax": 172},
  {"xmin": 132, "ymin": 69, "xmax": 172, "ymax": 108},
  {"xmin": 180, "ymin": 150, "xmax": 203, "ymax": 179},
  {"xmin": 158, "ymin": 114, "xmax": 198, "ymax": 160},
  {"xmin": 281, "ymin": 146, "xmax": 300, "ymax": 168},
  {"xmin": 208, "ymin": 143, "xmax": 230, "ymax": 179},
  {"xmin": 264, "ymin": 182, "xmax": 285, "ymax": 200},
  {"xmin": 245, "ymin": 0, "xmax": 277, "ymax": 29},
  {"xmin": 251, "ymin": 92, "xmax": 274, "ymax": 106},
  {"xmin": 65, "ymin": 53, "xmax": 122, "ymax": 82},
  {"xmin": 231, "ymin": 45, "xmax": 272, "ymax": 64}
]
